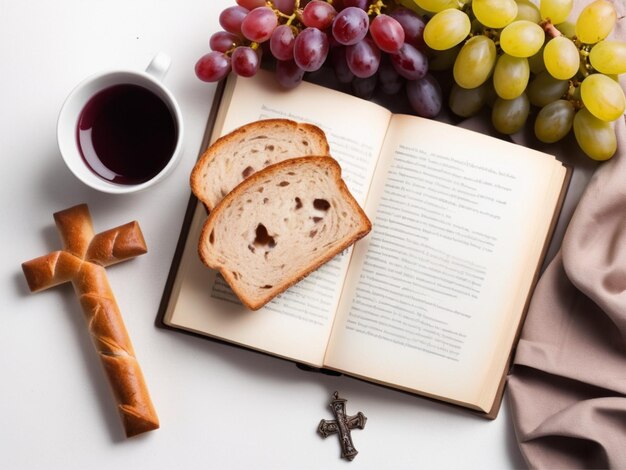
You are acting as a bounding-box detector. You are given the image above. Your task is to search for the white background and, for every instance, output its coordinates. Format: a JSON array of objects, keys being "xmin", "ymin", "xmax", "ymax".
[{"xmin": 0, "ymin": 1, "xmax": 531, "ymax": 468}]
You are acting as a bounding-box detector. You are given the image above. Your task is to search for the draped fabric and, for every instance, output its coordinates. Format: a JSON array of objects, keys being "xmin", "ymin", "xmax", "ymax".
[{"xmin": 507, "ymin": 1, "xmax": 626, "ymax": 467}]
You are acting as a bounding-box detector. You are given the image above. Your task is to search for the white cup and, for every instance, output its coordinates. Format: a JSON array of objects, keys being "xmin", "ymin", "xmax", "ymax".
[{"xmin": 57, "ymin": 53, "xmax": 184, "ymax": 194}]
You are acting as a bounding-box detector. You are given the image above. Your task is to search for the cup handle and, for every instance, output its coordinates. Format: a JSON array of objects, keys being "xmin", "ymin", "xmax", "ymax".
[{"xmin": 146, "ymin": 53, "xmax": 171, "ymax": 81}]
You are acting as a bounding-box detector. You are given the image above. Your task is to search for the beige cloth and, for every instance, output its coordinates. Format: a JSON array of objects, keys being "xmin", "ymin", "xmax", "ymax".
[{"xmin": 507, "ymin": 1, "xmax": 626, "ymax": 467}]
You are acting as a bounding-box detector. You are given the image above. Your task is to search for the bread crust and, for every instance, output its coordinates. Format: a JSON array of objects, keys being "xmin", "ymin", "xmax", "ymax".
[
  {"xmin": 21, "ymin": 204, "xmax": 159, "ymax": 438},
  {"xmin": 198, "ymin": 156, "xmax": 372, "ymax": 310},
  {"xmin": 190, "ymin": 118, "xmax": 330, "ymax": 211}
]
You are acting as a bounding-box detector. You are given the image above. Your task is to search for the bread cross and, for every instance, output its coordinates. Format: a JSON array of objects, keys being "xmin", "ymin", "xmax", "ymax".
[
  {"xmin": 318, "ymin": 391, "xmax": 367, "ymax": 461},
  {"xmin": 21, "ymin": 204, "xmax": 159, "ymax": 438}
]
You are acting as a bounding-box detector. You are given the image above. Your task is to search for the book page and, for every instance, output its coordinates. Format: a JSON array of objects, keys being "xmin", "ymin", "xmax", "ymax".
[
  {"xmin": 165, "ymin": 70, "xmax": 391, "ymax": 367},
  {"xmin": 324, "ymin": 114, "xmax": 566, "ymax": 410}
]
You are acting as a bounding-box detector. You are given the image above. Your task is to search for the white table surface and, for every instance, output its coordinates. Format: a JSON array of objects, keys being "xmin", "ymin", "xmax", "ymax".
[{"xmin": 1, "ymin": 1, "xmax": 544, "ymax": 468}]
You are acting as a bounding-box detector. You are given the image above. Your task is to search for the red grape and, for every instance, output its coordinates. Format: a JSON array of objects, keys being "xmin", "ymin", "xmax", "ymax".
[
  {"xmin": 332, "ymin": 7, "xmax": 369, "ymax": 46},
  {"xmin": 389, "ymin": 8, "xmax": 426, "ymax": 47},
  {"xmin": 219, "ymin": 6, "xmax": 249, "ymax": 35},
  {"xmin": 236, "ymin": 0, "xmax": 265, "ymax": 9},
  {"xmin": 270, "ymin": 24, "xmax": 296, "ymax": 61},
  {"xmin": 352, "ymin": 75, "xmax": 378, "ymax": 99},
  {"xmin": 275, "ymin": 59, "xmax": 305, "ymax": 88},
  {"xmin": 369, "ymin": 14, "xmax": 405, "ymax": 54},
  {"xmin": 378, "ymin": 58, "xmax": 404, "ymax": 94},
  {"xmin": 195, "ymin": 51, "xmax": 231, "ymax": 82},
  {"xmin": 346, "ymin": 37, "xmax": 381, "ymax": 78},
  {"xmin": 209, "ymin": 31, "xmax": 242, "ymax": 53},
  {"xmin": 293, "ymin": 27, "xmax": 330, "ymax": 72},
  {"xmin": 302, "ymin": 1, "xmax": 337, "ymax": 29},
  {"xmin": 331, "ymin": 46, "xmax": 355, "ymax": 83},
  {"xmin": 196, "ymin": 0, "xmax": 439, "ymax": 115},
  {"xmin": 273, "ymin": 0, "xmax": 296, "ymax": 14},
  {"xmin": 406, "ymin": 74, "xmax": 442, "ymax": 117},
  {"xmin": 231, "ymin": 46, "xmax": 260, "ymax": 77},
  {"xmin": 391, "ymin": 43, "xmax": 428, "ymax": 80},
  {"xmin": 343, "ymin": 0, "xmax": 368, "ymax": 10},
  {"xmin": 241, "ymin": 7, "xmax": 278, "ymax": 43}
]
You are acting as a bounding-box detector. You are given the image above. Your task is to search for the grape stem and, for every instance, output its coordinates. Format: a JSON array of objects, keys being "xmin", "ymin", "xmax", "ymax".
[
  {"xmin": 578, "ymin": 44, "xmax": 593, "ymax": 77},
  {"xmin": 368, "ymin": 0, "xmax": 387, "ymax": 16},
  {"xmin": 267, "ymin": 0, "xmax": 301, "ymax": 25},
  {"xmin": 540, "ymin": 20, "xmax": 562, "ymax": 38},
  {"xmin": 566, "ymin": 81, "xmax": 584, "ymax": 109}
]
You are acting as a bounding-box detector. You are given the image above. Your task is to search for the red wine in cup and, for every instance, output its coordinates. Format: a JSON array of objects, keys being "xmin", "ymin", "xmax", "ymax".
[{"xmin": 76, "ymin": 84, "xmax": 177, "ymax": 185}]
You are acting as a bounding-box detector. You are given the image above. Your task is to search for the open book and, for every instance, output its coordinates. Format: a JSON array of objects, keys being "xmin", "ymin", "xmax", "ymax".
[{"xmin": 157, "ymin": 70, "xmax": 569, "ymax": 418}]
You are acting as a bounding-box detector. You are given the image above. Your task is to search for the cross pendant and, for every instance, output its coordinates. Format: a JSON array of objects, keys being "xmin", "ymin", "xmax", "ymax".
[{"xmin": 318, "ymin": 391, "xmax": 367, "ymax": 461}]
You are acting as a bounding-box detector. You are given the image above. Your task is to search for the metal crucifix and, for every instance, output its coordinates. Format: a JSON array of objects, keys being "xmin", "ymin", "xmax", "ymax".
[
  {"xmin": 21, "ymin": 204, "xmax": 159, "ymax": 438},
  {"xmin": 318, "ymin": 391, "xmax": 367, "ymax": 461}
]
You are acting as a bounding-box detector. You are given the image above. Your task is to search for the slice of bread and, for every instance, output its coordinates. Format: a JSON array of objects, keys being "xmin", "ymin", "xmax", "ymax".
[
  {"xmin": 198, "ymin": 156, "xmax": 372, "ymax": 310},
  {"xmin": 191, "ymin": 119, "xmax": 330, "ymax": 211}
]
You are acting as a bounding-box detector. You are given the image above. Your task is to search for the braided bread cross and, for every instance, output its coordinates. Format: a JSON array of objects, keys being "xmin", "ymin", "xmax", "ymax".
[{"xmin": 22, "ymin": 204, "xmax": 159, "ymax": 438}]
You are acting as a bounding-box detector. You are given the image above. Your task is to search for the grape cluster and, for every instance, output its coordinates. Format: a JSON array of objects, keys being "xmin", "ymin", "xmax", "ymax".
[
  {"xmin": 195, "ymin": 0, "xmax": 443, "ymax": 118},
  {"xmin": 421, "ymin": 0, "xmax": 626, "ymax": 160}
]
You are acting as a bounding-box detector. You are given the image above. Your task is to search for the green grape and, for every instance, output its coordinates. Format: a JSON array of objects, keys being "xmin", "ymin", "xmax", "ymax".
[
  {"xmin": 429, "ymin": 44, "xmax": 461, "ymax": 71},
  {"xmin": 500, "ymin": 21, "xmax": 545, "ymax": 58},
  {"xmin": 493, "ymin": 54, "xmax": 530, "ymax": 99},
  {"xmin": 539, "ymin": 0, "xmax": 573, "ymax": 24},
  {"xmin": 515, "ymin": 0, "xmax": 541, "ymax": 23},
  {"xmin": 589, "ymin": 40, "xmax": 626, "ymax": 75},
  {"xmin": 492, "ymin": 93, "xmax": 530, "ymax": 134},
  {"xmin": 424, "ymin": 9, "xmax": 471, "ymax": 50},
  {"xmin": 472, "ymin": 0, "xmax": 518, "ymax": 28},
  {"xmin": 453, "ymin": 35, "xmax": 497, "ymax": 89},
  {"xmin": 580, "ymin": 73, "xmax": 626, "ymax": 122},
  {"xmin": 527, "ymin": 71, "xmax": 569, "ymax": 107},
  {"xmin": 534, "ymin": 99, "xmax": 575, "ymax": 143},
  {"xmin": 528, "ymin": 47, "xmax": 546, "ymax": 74},
  {"xmin": 449, "ymin": 82, "xmax": 489, "ymax": 117},
  {"xmin": 575, "ymin": 0, "xmax": 616, "ymax": 44},
  {"xmin": 573, "ymin": 108, "xmax": 617, "ymax": 160},
  {"xmin": 414, "ymin": 0, "xmax": 459, "ymax": 13},
  {"xmin": 543, "ymin": 36, "xmax": 579, "ymax": 79},
  {"xmin": 555, "ymin": 21, "xmax": 576, "ymax": 38}
]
